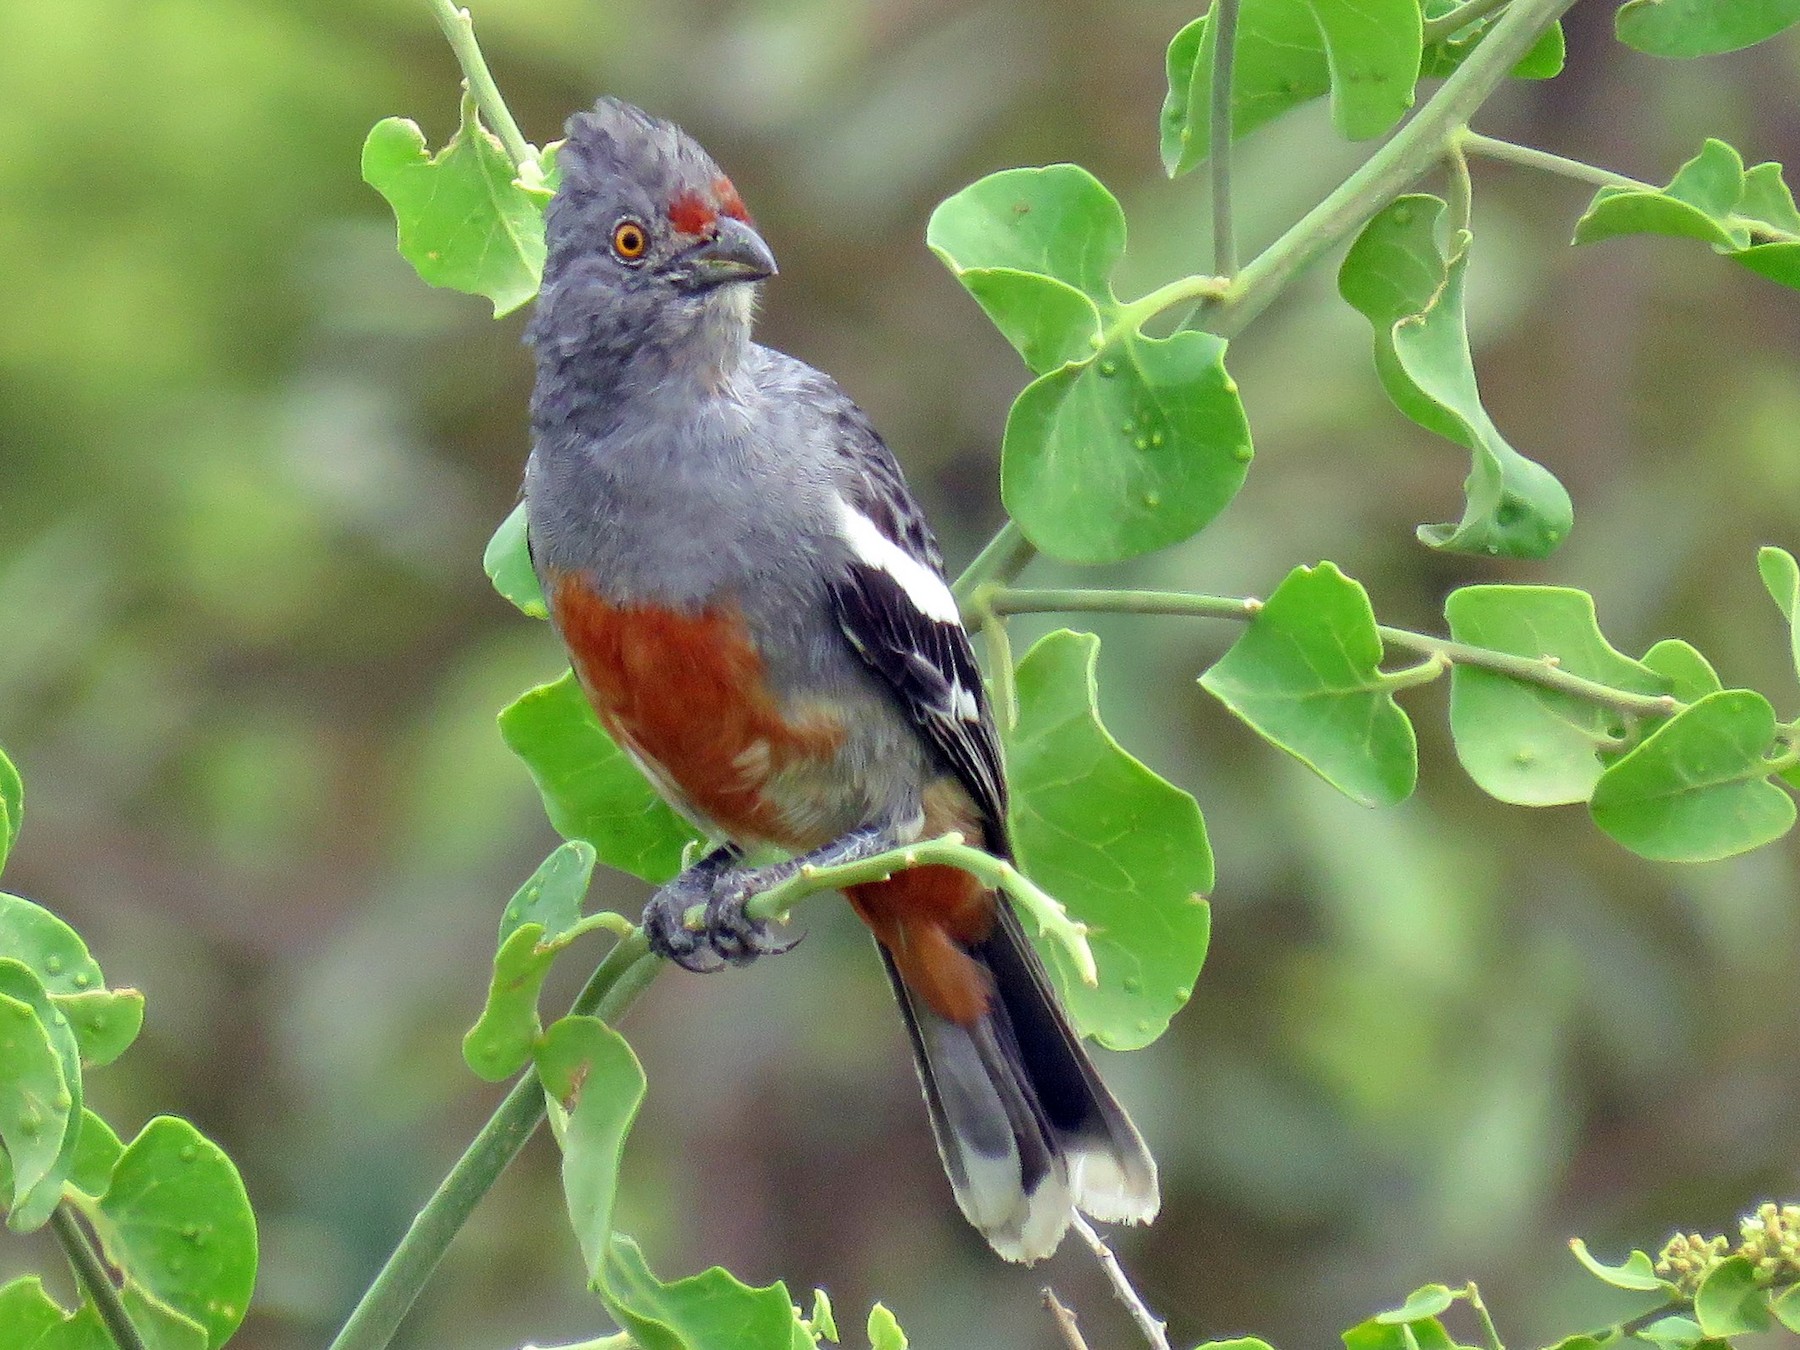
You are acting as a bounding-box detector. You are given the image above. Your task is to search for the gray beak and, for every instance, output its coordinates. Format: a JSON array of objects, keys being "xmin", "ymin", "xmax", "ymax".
[{"xmin": 681, "ymin": 215, "xmax": 778, "ymax": 288}]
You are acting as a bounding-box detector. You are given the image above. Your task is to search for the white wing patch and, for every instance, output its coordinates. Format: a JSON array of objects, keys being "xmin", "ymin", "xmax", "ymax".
[
  {"xmin": 833, "ymin": 495, "xmax": 961, "ymax": 624},
  {"xmin": 947, "ymin": 679, "xmax": 982, "ymax": 723}
]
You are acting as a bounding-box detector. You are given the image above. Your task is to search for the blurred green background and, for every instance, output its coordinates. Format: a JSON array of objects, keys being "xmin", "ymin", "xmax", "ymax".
[{"xmin": 3, "ymin": 1, "xmax": 1799, "ymax": 1346}]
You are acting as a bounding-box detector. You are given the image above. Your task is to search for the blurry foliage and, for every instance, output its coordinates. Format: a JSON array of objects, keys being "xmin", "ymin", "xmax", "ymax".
[{"xmin": 1, "ymin": 0, "xmax": 1799, "ymax": 1348}]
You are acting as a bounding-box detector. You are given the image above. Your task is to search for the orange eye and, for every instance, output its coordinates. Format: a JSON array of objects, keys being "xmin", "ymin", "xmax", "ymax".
[{"xmin": 611, "ymin": 219, "xmax": 649, "ymax": 261}]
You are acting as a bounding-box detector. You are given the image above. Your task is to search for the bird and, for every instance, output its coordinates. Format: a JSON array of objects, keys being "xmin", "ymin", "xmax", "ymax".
[{"xmin": 523, "ymin": 96, "xmax": 1157, "ymax": 1263}]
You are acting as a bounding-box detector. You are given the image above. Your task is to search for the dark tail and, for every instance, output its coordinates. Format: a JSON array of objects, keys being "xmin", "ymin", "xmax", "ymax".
[{"xmin": 878, "ymin": 902, "xmax": 1159, "ymax": 1263}]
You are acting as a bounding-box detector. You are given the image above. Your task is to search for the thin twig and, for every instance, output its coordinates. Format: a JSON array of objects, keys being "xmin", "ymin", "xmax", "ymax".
[
  {"xmin": 1458, "ymin": 130, "xmax": 1647, "ymax": 192},
  {"xmin": 1446, "ymin": 138, "xmax": 1474, "ymax": 236},
  {"xmin": 1464, "ymin": 1282, "xmax": 1505, "ymax": 1350},
  {"xmin": 424, "ymin": 0, "xmax": 536, "ymax": 171},
  {"xmin": 1209, "ymin": 0, "xmax": 1241, "ymax": 278},
  {"xmin": 986, "ymin": 586, "xmax": 1683, "ymax": 721},
  {"xmin": 50, "ymin": 1204, "xmax": 148, "ymax": 1350},
  {"xmin": 952, "ymin": 518, "xmax": 1036, "ymax": 603},
  {"xmin": 1043, "ymin": 1288, "xmax": 1092, "ymax": 1350},
  {"xmin": 1071, "ymin": 1216, "xmax": 1172, "ymax": 1350}
]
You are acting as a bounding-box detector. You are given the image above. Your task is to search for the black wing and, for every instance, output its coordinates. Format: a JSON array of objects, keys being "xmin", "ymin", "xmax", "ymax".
[{"xmin": 819, "ymin": 416, "xmax": 1010, "ymax": 850}]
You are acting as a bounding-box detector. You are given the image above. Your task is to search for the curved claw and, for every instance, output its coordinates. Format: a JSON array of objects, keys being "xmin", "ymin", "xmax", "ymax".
[
  {"xmin": 642, "ymin": 889, "xmax": 724, "ymax": 973},
  {"xmin": 703, "ymin": 878, "xmax": 803, "ymax": 968}
]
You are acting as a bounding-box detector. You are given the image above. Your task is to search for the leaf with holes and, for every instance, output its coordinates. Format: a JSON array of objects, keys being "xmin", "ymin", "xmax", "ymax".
[
  {"xmin": 1616, "ymin": 0, "xmax": 1800, "ymax": 56},
  {"xmin": 1008, "ymin": 631, "xmax": 1211, "ymax": 1050},
  {"xmin": 362, "ymin": 95, "xmax": 546, "ymax": 317},
  {"xmin": 89, "ymin": 1116, "xmax": 258, "ymax": 1350},
  {"xmin": 1445, "ymin": 587, "xmax": 1671, "ymax": 805},
  {"xmin": 1590, "ymin": 690, "xmax": 1796, "ymax": 862},
  {"xmin": 926, "ymin": 166, "xmax": 1118, "ymax": 373},
  {"xmin": 485, "ymin": 503, "xmax": 547, "ymax": 619},
  {"xmin": 1160, "ymin": 0, "xmax": 1422, "ymax": 176},
  {"xmin": 1202, "ymin": 563, "xmax": 1419, "ymax": 807},
  {"xmin": 537, "ymin": 1016, "xmax": 645, "ymax": 1284},
  {"xmin": 602, "ymin": 1234, "xmax": 813, "ymax": 1350},
  {"xmin": 1341, "ymin": 195, "xmax": 1572, "ymax": 557},
  {"xmin": 500, "ymin": 671, "xmax": 700, "ymax": 884},
  {"xmin": 1574, "ymin": 141, "xmax": 1800, "ymax": 291},
  {"xmin": 1002, "ymin": 329, "xmax": 1252, "ymax": 563}
]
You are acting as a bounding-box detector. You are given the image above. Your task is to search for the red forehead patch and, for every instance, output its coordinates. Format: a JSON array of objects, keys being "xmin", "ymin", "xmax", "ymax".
[
  {"xmin": 667, "ymin": 190, "xmax": 715, "ymax": 236},
  {"xmin": 714, "ymin": 177, "xmax": 750, "ymax": 223}
]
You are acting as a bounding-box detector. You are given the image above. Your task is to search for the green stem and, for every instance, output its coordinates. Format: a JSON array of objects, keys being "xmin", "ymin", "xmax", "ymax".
[
  {"xmin": 1458, "ymin": 130, "xmax": 1648, "ymax": 192},
  {"xmin": 1423, "ymin": 0, "xmax": 1515, "ymax": 43},
  {"xmin": 50, "ymin": 1204, "xmax": 147, "ymax": 1350},
  {"xmin": 425, "ymin": 0, "xmax": 536, "ymax": 171},
  {"xmin": 1463, "ymin": 1282, "xmax": 1505, "ymax": 1350},
  {"xmin": 1204, "ymin": 0, "xmax": 1579, "ymax": 338},
  {"xmin": 1379, "ymin": 651, "xmax": 1452, "ymax": 691},
  {"xmin": 1209, "ymin": 0, "xmax": 1241, "ymax": 279},
  {"xmin": 327, "ymin": 934, "xmax": 657, "ymax": 1350},
  {"xmin": 988, "ymin": 586, "xmax": 1684, "ymax": 719},
  {"xmin": 952, "ymin": 518, "xmax": 1037, "ymax": 603}
]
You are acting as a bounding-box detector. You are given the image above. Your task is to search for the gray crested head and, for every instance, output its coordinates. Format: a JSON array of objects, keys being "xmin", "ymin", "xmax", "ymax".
[{"xmin": 527, "ymin": 98, "xmax": 775, "ymax": 398}]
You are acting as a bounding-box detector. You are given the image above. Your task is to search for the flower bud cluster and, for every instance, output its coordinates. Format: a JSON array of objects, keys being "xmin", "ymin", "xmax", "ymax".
[
  {"xmin": 1653, "ymin": 1203, "xmax": 1800, "ymax": 1296},
  {"xmin": 1655, "ymin": 1231, "xmax": 1731, "ymax": 1295}
]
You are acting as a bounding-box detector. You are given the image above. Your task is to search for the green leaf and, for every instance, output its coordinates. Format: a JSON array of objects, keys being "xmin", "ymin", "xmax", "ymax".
[
  {"xmin": 1160, "ymin": 0, "xmax": 1422, "ymax": 176},
  {"xmin": 0, "ymin": 1279, "xmax": 113, "ymax": 1350},
  {"xmin": 926, "ymin": 166, "xmax": 1116, "ymax": 373},
  {"xmin": 0, "ymin": 978, "xmax": 70, "ymax": 1220},
  {"xmin": 1198, "ymin": 1341, "xmax": 1278, "ymax": 1350},
  {"xmin": 361, "ymin": 95, "xmax": 546, "ymax": 317},
  {"xmin": 500, "ymin": 840, "xmax": 598, "ymax": 946},
  {"xmin": 55, "ymin": 989, "xmax": 144, "ymax": 1068},
  {"xmin": 0, "ymin": 748, "xmax": 20, "ymax": 876},
  {"xmin": 485, "ymin": 503, "xmax": 548, "ymax": 619},
  {"xmin": 463, "ymin": 924, "xmax": 557, "ymax": 1082},
  {"xmin": 1758, "ymin": 545, "xmax": 1800, "ymax": 681},
  {"xmin": 1635, "ymin": 1315, "xmax": 1705, "ymax": 1350},
  {"xmin": 0, "ymin": 958, "xmax": 80, "ymax": 1233},
  {"xmin": 1377, "ymin": 1285, "xmax": 1457, "ymax": 1324},
  {"xmin": 93, "ymin": 1117, "xmax": 258, "ymax": 1350},
  {"xmin": 1616, "ymin": 0, "xmax": 1800, "ymax": 56},
  {"xmin": 0, "ymin": 894, "xmax": 106, "ymax": 997},
  {"xmin": 805, "ymin": 1289, "xmax": 838, "ymax": 1343},
  {"xmin": 1002, "ymin": 328, "xmax": 1253, "ymax": 563},
  {"xmin": 1590, "ymin": 690, "xmax": 1796, "ymax": 861},
  {"xmin": 1202, "ymin": 563, "xmax": 1420, "ymax": 806},
  {"xmin": 1642, "ymin": 639, "xmax": 1723, "ymax": 703},
  {"xmin": 1445, "ymin": 586, "xmax": 1670, "ymax": 805},
  {"xmin": 119, "ymin": 1287, "xmax": 209, "ymax": 1350},
  {"xmin": 601, "ymin": 1234, "xmax": 812, "ymax": 1350},
  {"xmin": 1569, "ymin": 1238, "xmax": 1672, "ymax": 1292},
  {"xmin": 537, "ymin": 1016, "xmax": 645, "ymax": 1285},
  {"xmin": 1420, "ymin": 3, "xmax": 1565, "ymax": 78},
  {"xmin": 1008, "ymin": 631, "xmax": 1211, "ymax": 1049},
  {"xmin": 1341, "ymin": 196, "xmax": 1572, "ymax": 558},
  {"xmin": 1574, "ymin": 141, "xmax": 1800, "ymax": 291},
  {"xmin": 68, "ymin": 1108, "xmax": 123, "ymax": 1197},
  {"xmin": 866, "ymin": 1304, "xmax": 909, "ymax": 1350},
  {"xmin": 499, "ymin": 671, "xmax": 700, "ymax": 884},
  {"xmin": 1771, "ymin": 1285, "xmax": 1800, "ymax": 1334},
  {"xmin": 1693, "ymin": 1256, "xmax": 1769, "ymax": 1338},
  {"xmin": 1342, "ymin": 1317, "xmax": 1457, "ymax": 1350}
]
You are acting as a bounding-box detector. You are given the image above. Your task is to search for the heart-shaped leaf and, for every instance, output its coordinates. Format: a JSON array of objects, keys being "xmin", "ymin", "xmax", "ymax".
[
  {"xmin": 1203, "ymin": 562, "xmax": 1420, "ymax": 807},
  {"xmin": 1590, "ymin": 690, "xmax": 1796, "ymax": 862},
  {"xmin": 1445, "ymin": 587, "xmax": 1670, "ymax": 805},
  {"xmin": 1340, "ymin": 196, "xmax": 1572, "ymax": 557},
  {"xmin": 1008, "ymin": 631, "xmax": 1211, "ymax": 1049},
  {"xmin": 500, "ymin": 672, "xmax": 700, "ymax": 885},
  {"xmin": 537, "ymin": 1016, "xmax": 645, "ymax": 1284},
  {"xmin": 1002, "ymin": 329, "xmax": 1252, "ymax": 563},
  {"xmin": 1161, "ymin": 0, "xmax": 1422, "ymax": 177},
  {"xmin": 1616, "ymin": 0, "xmax": 1800, "ymax": 57},
  {"xmin": 362, "ymin": 96, "xmax": 547, "ymax": 317}
]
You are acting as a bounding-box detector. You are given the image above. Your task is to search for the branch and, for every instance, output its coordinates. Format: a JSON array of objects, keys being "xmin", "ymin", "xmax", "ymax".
[
  {"xmin": 51, "ymin": 1204, "xmax": 148, "ymax": 1350},
  {"xmin": 1071, "ymin": 1216, "xmax": 1171, "ymax": 1350},
  {"xmin": 1043, "ymin": 1288, "xmax": 1092, "ymax": 1350},
  {"xmin": 987, "ymin": 586, "xmax": 1684, "ymax": 720},
  {"xmin": 327, "ymin": 933, "xmax": 658, "ymax": 1350},
  {"xmin": 1209, "ymin": 0, "xmax": 1241, "ymax": 279},
  {"xmin": 425, "ymin": 0, "xmax": 537, "ymax": 172},
  {"xmin": 952, "ymin": 518, "xmax": 1037, "ymax": 602}
]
